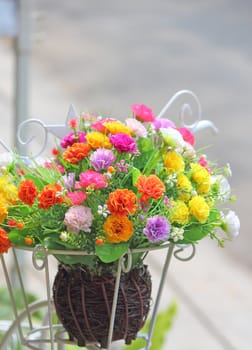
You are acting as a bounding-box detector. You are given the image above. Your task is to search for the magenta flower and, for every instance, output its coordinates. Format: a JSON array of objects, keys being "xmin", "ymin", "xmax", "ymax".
[
  {"xmin": 79, "ymin": 170, "xmax": 107, "ymax": 189},
  {"xmin": 143, "ymin": 216, "xmax": 171, "ymax": 242},
  {"xmin": 110, "ymin": 133, "xmax": 137, "ymax": 153},
  {"xmin": 177, "ymin": 127, "xmax": 195, "ymax": 146},
  {"xmin": 90, "ymin": 148, "xmax": 115, "ymax": 171},
  {"xmin": 64, "ymin": 205, "xmax": 93, "ymax": 234},
  {"xmin": 60, "ymin": 131, "xmax": 86, "ymax": 148},
  {"xmin": 131, "ymin": 104, "xmax": 155, "ymax": 122}
]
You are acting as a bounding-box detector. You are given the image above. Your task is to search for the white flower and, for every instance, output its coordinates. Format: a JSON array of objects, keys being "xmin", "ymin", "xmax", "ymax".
[
  {"xmin": 211, "ymin": 174, "xmax": 231, "ymax": 201},
  {"xmin": 170, "ymin": 227, "xmax": 184, "ymax": 242},
  {"xmin": 222, "ymin": 210, "xmax": 240, "ymax": 239},
  {"xmin": 160, "ymin": 127, "xmax": 185, "ymax": 148},
  {"xmin": 97, "ymin": 204, "xmax": 110, "ymax": 218},
  {"xmin": 60, "ymin": 231, "xmax": 69, "ymax": 242}
]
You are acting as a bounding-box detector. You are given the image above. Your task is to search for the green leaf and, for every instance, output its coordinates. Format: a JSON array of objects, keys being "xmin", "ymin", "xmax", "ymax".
[
  {"xmin": 183, "ymin": 225, "xmax": 208, "ymax": 243},
  {"xmin": 55, "ymin": 254, "xmax": 96, "ymax": 266},
  {"xmin": 131, "ymin": 167, "xmax": 141, "ymax": 185},
  {"xmin": 96, "ymin": 242, "xmax": 129, "ymax": 263},
  {"xmin": 8, "ymin": 229, "xmax": 26, "ymax": 245},
  {"xmin": 138, "ymin": 137, "xmax": 153, "ymax": 152}
]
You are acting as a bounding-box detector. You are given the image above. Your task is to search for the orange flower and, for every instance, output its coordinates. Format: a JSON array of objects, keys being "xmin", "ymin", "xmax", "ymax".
[
  {"xmin": 18, "ymin": 179, "xmax": 38, "ymax": 206},
  {"xmin": 38, "ymin": 183, "xmax": 63, "ymax": 209},
  {"xmin": 0, "ymin": 227, "xmax": 11, "ymax": 253},
  {"xmin": 106, "ymin": 189, "xmax": 137, "ymax": 216},
  {"xmin": 103, "ymin": 215, "xmax": 134, "ymax": 243},
  {"xmin": 63, "ymin": 142, "xmax": 91, "ymax": 164},
  {"xmin": 85, "ymin": 131, "xmax": 111, "ymax": 149},
  {"xmin": 135, "ymin": 174, "xmax": 165, "ymax": 202}
]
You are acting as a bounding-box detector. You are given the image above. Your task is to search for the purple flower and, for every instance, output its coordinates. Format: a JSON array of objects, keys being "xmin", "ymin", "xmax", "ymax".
[
  {"xmin": 153, "ymin": 119, "xmax": 175, "ymax": 130},
  {"xmin": 60, "ymin": 131, "xmax": 86, "ymax": 148},
  {"xmin": 63, "ymin": 172, "xmax": 75, "ymax": 190},
  {"xmin": 115, "ymin": 159, "xmax": 130, "ymax": 173},
  {"xmin": 90, "ymin": 148, "xmax": 115, "ymax": 171},
  {"xmin": 143, "ymin": 216, "xmax": 171, "ymax": 242},
  {"xmin": 110, "ymin": 133, "xmax": 137, "ymax": 153}
]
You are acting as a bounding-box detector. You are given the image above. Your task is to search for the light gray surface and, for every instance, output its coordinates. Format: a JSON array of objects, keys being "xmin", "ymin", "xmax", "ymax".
[{"xmin": 0, "ymin": 1, "xmax": 252, "ymax": 348}]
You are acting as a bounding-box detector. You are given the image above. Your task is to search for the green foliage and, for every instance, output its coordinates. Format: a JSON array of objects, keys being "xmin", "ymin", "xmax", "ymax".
[
  {"xmin": 96, "ymin": 241, "xmax": 129, "ymax": 263},
  {"xmin": 0, "ymin": 288, "xmax": 42, "ymax": 321},
  {"xmin": 123, "ymin": 301, "xmax": 178, "ymax": 350}
]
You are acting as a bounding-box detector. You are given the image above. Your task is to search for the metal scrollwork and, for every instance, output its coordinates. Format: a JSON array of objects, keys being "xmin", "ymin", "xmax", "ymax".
[
  {"xmin": 173, "ymin": 244, "xmax": 196, "ymax": 262},
  {"xmin": 17, "ymin": 104, "xmax": 77, "ymax": 158},
  {"xmin": 121, "ymin": 249, "xmax": 133, "ymax": 273},
  {"xmin": 157, "ymin": 90, "xmax": 218, "ymax": 134},
  {"xmin": 32, "ymin": 245, "xmax": 48, "ymax": 270}
]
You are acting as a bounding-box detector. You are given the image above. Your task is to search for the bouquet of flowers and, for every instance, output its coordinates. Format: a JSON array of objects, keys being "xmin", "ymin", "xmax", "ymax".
[{"xmin": 0, "ymin": 103, "xmax": 240, "ymax": 346}]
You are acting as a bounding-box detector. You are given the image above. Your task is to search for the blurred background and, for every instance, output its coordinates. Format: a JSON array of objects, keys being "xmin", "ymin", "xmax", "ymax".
[{"xmin": 0, "ymin": 0, "xmax": 252, "ymax": 349}]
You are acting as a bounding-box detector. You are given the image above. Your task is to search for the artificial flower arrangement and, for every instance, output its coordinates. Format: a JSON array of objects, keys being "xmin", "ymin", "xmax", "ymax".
[{"xmin": 0, "ymin": 103, "xmax": 240, "ymax": 347}]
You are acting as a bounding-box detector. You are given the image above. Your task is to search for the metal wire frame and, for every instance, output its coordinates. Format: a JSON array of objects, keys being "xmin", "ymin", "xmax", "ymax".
[
  {"xmin": 0, "ymin": 89, "xmax": 216, "ymax": 349},
  {"xmin": 0, "ymin": 243, "xmax": 195, "ymax": 350}
]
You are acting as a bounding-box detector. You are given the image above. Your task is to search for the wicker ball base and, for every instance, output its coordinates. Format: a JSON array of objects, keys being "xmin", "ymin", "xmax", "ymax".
[{"xmin": 53, "ymin": 264, "xmax": 152, "ymax": 348}]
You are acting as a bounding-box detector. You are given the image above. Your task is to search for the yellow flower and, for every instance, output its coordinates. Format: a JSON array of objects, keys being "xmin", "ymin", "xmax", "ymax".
[
  {"xmin": 85, "ymin": 131, "xmax": 111, "ymax": 149},
  {"xmin": 103, "ymin": 121, "xmax": 132, "ymax": 135},
  {"xmin": 0, "ymin": 200, "xmax": 8, "ymax": 223},
  {"xmin": 176, "ymin": 173, "xmax": 193, "ymax": 201},
  {"xmin": 189, "ymin": 195, "xmax": 210, "ymax": 223},
  {"xmin": 163, "ymin": 151, "xmax": 185, "ymax": 174},
  {"xmin": 0, "ymin": 176, "xmax": 18, "ymax": 205},
  {"xmin": 190, "ymin": 164, "xmax": 211, "ymax": 194},
  {"xmin": 169, "ymin": 200, "xmax": 189, "ymax": 225}
]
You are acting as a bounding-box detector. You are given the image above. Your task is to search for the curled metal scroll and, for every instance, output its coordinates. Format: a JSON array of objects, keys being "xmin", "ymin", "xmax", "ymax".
[
  {"xmin": 17, "ymin": 104, "xmax": 77, "ymax": 158},
  {"xmin": 157, "ymin": 90, "xmax": 218, "ymax": 134},
  {"xmin": 121, "ymin": 249, "xmax": 133, "ymax": 273},
  {"xmin": 32, "ymin": 245, "xmax": 48, "ymax": 270},
  {"xmin": 173, "ymin": 244, "xmax": 196, "ymax": 262}
]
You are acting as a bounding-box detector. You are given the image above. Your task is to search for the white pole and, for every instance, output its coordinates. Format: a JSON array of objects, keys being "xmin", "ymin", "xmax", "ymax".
[{"xmin": 14, "ymin": 0, "xmax": 30, "ymax": 155}]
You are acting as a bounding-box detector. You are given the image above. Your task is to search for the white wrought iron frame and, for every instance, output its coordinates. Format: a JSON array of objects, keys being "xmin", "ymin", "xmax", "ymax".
[{"xmin": 0, "ymin": 90, "xmax": 217, "ymax": 349}]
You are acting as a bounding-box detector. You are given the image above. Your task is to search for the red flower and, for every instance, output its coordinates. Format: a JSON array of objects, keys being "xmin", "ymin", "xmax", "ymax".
[
  {"xmin": 51, "ymin": 148, "xmax": 59, "ymax": 156},
  {"xmin": 63, "ymin": 143, "xmax": 91, "ymax": 164},
  {"xmin": 8, "ymin": 219, "xmax": 16, "ymax": 227},
  {"xmin": 106, "ymin": 189, "xmax": 137, "ymax": 216},
  {"xmin": 18, "ymin": 179, "xmax": 38, "ymax": 206},
  {"xmin": 38, "ymin": 183, "xmax": 63, "ymax": 209},
  {"xmin": 0, "ymin": 228, "xmax": 11, "ymax": 253}
]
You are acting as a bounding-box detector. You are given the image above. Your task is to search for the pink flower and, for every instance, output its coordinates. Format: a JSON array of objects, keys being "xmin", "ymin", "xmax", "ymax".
[
  {"xmin": 67, "ymin": 191, "xmax": 86, "ymax": 205},
  {"xmin": 91, "ymin": 118, "xmax": 115, "ymax": 133},
  {"xmin": 79, "ymin": 170, "xmax": 107, "ymax": 189},
  {"xmin": 177, "ymin": 128, "xmax": 195, "ymax": 146},
  {"xmin": 131, "ymin": 104, "xmax": 155, "ymax": 122},
  {"xmin": 64, "ymin": 205, "xmax": 93, "ymax": 234},
  {"xmin": 110, "ymin": 133, "xmax": 137, "ymax": 153},
  {"xmin": 198, "ymin": 156, "xmax": 212, "ymax": 173},
  {"xmin": 125, "ymin": 118, "xmax": 147, "ymax": 137}
]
